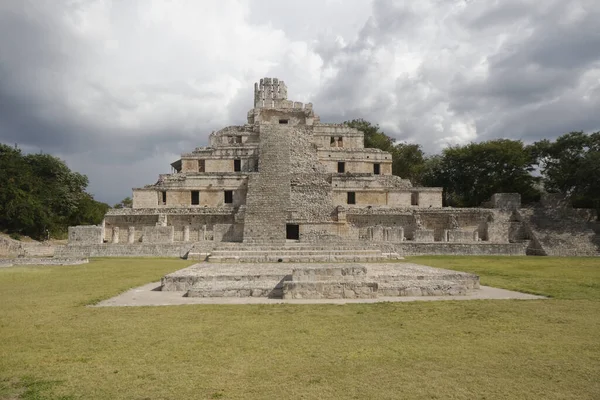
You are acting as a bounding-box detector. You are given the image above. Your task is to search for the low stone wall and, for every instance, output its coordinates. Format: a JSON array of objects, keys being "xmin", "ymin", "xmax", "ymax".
[
  {"xmin": 141, "ymin": 226, "xmax": 174, "ymax": 243},
  {"xmin": 0, "ymin": 235, "xmax": 56, "ymax": 257},
  {"xmin": 68, "ymin": 226, "xmax": 103, "ymax": 244},
  {"xmin": 0, "ymin": 258, "xmax": 88, "ymax": 268},
  {"xmin": 54, "ymin": 242, "xmax": 216, "ymax": 258},
  {"xmin": 377, "ymin": 242, "xmax": 527, "ymax": 256}
]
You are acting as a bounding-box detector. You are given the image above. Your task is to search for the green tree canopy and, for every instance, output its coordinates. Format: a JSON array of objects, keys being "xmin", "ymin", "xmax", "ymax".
[
  {"xmin": 0, "ymin": 143, "xmax": 109, "ymax": 239},
  {"xmin": 532, "ymin": 131, "xmax": 600, "ymax": 211},
  {"xmin": 344, "ymin": 119, "xmax": 427, "ymax": 182},
  {"xmin": 423, "ymin": 139, "xmax": 541, "ymax": 207},
  {"xmin": 113, "ymin": 197, "xmax": 133, "ymax": 209}
]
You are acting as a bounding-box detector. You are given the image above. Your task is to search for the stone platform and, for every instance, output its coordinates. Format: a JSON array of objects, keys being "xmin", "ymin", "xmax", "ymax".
[{"xmin": 161, "ymin": 262, "xmax": 479, "ymax": 299}]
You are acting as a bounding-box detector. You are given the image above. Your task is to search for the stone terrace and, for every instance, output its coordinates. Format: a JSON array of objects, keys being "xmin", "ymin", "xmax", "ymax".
[{"xmin": 161, "ymin": 262, "xmax": 479, "ymax": 299}]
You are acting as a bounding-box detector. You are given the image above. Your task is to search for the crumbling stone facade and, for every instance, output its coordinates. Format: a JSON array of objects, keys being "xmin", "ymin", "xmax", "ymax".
[{"xmin": 66, "ymin": 77, "xmax": 595, "ymax": 256}]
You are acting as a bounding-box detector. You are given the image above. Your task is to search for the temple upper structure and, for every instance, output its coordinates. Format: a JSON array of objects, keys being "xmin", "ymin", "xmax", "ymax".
[{"xmin": 81, "ymin": 77, "xmax": 517, "ymax": 247}]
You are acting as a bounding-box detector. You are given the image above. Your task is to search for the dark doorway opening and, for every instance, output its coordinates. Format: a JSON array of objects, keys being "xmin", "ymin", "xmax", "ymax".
[
  {"xmin": 347, "ymin": 191, "xmax": 356, "ymax": 205},
  {"xmin": 234, "ymin": 159, "xmax": 241, "ymax": 172},
  {"xmin": 224, "ymin": 190, "xmax": 233, "ymax": 204},
  {"xmin": 373, "ymin": 163, "xmax": 380, "ymax": 175},
  {"xmin": 286, "ymin": 224, "xmax": 300, "ymax": 240},
  {"xmin": 191, "ymin": 190, "xmax": 199, "ymax": 205},
  {"xmin": 337, "ymin": 162, "xmax": 345, "ymax": 173}
]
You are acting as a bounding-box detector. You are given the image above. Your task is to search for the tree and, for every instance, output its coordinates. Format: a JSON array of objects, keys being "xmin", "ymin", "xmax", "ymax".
[
  {"xmin": 532, "ymin": 131, "xmax": 600, "ymax": 212},
  {"xmin": 0, "ymin": 143, "xmax": 108, "ymax": 239},
  {"xmin": 113, "ymin": 197, "xmax": 133, "ymax": 209},
  {"xmin": 390, "ymin": 142, "xmax": 427, "ymax": 184},
  {"xmin": 344, "ymin": 119, "xmax": 394, "ymax": 151},
  {"xmin": 344, "ymin": 119, "xmax": 427, "ymax": 181},
  {"xmin": 423, "ymin": 139, "xmax": 541, "ymax": 207}
]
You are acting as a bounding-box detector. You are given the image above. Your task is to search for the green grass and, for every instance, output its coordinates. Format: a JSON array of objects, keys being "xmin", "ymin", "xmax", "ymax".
[{"xmin": 0, "ymin": 257, "xmax": 599, "ymax": 400}]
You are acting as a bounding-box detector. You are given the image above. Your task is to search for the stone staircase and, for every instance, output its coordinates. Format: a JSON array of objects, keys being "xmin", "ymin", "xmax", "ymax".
[
  {"xmin": 161, "ymin": 262, "xmax": 480, "ymax": 299},
  {"xmin": 242, "ymin": 125, "xmax": 291, "ymax": 245},
  {"xmin": 517, "ymin": 208, "xmax": 600, "ymax": 256},
  {"xmin": 205, "ymin": 243, "xmax": 387, "ymax": 263}
]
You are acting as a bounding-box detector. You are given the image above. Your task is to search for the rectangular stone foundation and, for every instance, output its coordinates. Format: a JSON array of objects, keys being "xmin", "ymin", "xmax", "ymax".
[
  {"xmin": 282, "ymin": 281, "xmax": 378, "ymax": 299},
  {"xmin": 163, "ymin": 262, "xmax": 480, "ymax": 299},
  {"xmin": 413, "ymin": 229, "xmax": 434, "ymax": 242},
  {"xmin": 282, "ymin": 265, "xmax": 375, "ymax": 299}
]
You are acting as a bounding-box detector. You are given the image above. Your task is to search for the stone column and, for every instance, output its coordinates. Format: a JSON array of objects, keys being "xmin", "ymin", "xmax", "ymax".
[
  {"xmin": 112, "ymin": 227, "xmax": 119, "ymax": 244},
  {"xmin": 389, "ymin": 227, "xmax": 404, "ymax": 242},
  {"xmin": 201, "ymin": 225, "xmax": 207, "ymax": 241},
  {"xmin": 336, "ymin": 206, "xmax": 346, "ymax": 223},
  {"xmin": 157, "ymin": 214, "xmax": 167, "ymax": 227},
  {"xmin": 127, "ymin": 227, "xmax": 135, "ymax": 244},
  {"xmin": 183, "ymin": 226, "xmax": 190, "ymax": 242},
  {"xmin": 383, "ymin": 227, "xmax": 391, "ymax": 242},
  {"xmin": 373, "ymin": 226, "xmax": 384, "ymax": 242}
]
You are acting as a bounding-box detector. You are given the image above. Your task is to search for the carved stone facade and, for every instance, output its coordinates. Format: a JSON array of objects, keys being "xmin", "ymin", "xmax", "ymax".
[{"xmin": 68, "ymin": 77, "xmax": 591, "ymax": 255}]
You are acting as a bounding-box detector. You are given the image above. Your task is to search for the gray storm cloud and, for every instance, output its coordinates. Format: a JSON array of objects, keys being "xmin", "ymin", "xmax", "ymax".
[{"xmin": 1, "ymin": 0, "xmax": 598, "ymax": 204}]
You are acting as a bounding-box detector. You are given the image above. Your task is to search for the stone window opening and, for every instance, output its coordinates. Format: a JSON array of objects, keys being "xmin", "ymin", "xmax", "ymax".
[
  {"xmin": 235, "ymin": 136, "xmax": 242, "ymax": 143},
  {"xmin": 191, "ymin": 191, "xmax": 200, "ymax": 205},
  {"xmin": 279, "ymin": 119, "xmax": 289, "ymax": 124},
  {"xmin": 411, "ymin": 192, "xmax": 419, "ymax": 206},
  {"xmin": 347, "ymin": 192, "xmax": 356, "ymax": 205},
  {"xmin": 337, "ymin": 162, "xmax": 345, "ymax": 173},
  {"xmin": 330, "ymin": 136, "xmax": 336, "ymax": 147},
  {"xmin": 160, "ymin": 191, "xmax": 167, "ymax": 205},
  {"xmin": 224, "ymin": 190, "xmax": 233, "ymax": 204},
  {"xmin": 234, "ymin": 159, "xmax": 241, "ymax": 172},
  {"xmin": 337, "ymin": 137, "xmax": 343, "ymax": 147},
  {"xmin": 373, "ymin": 163, "xmax": 381, "ymax": 175},
  {"xmin": 198, "ymin": 160, "xmax": 205, "ymax": 173},
  {"xmin": 286, "ymin": 224, "xmax": 300, "ymax": 240}
]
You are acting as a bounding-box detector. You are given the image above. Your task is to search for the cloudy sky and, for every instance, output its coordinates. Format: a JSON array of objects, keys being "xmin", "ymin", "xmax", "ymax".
[{"xmin": 1, "ymin": 0, "xmax": 599, "ymax": 204}]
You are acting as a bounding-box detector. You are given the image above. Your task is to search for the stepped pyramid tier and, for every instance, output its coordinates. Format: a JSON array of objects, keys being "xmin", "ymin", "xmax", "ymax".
[{"xmin": 64, "ymin": 77, "xmax": 594, "ymax": 257}]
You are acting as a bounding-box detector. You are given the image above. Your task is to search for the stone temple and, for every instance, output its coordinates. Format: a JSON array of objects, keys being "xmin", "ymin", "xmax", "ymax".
[
  {"xmin": 63, "ymin": 78, "xmax": 599, "ymax": 261},
  {"xmin": 59, "ymin": 77, "xmax": 599, "ymax": 299}
]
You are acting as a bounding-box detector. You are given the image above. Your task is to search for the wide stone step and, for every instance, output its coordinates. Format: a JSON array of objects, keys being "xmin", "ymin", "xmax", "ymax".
[
  {"xmin": 282, "ymin": 281, "xmax": 378, "ymax": 299},
  {"xmin": 209, "ymin": 249, "xmax": 382, "ymax": 256},
  {"xmin": 207, "ymin": 254, "xmax": 385, "ymax": 263},
  {"xmin": 377, "ymin": 280, "xmax": 469, "ymax": 296},
  {"xmin": 186, "ymin": 280, "xmax": 284, "ymax": 298},
  {"xmin": 213, "ymin": 245, "xmax": 381, "ymax": 251}
]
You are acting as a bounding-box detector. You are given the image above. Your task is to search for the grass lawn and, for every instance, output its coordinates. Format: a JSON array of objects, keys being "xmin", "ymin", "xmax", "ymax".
[{"xmin": 0, "ymin": 256, "xmax": 599, "ymax": 400}]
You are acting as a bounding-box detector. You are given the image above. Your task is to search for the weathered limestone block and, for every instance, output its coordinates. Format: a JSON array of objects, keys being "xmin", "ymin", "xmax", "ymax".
[
  {"xmin": 292, "ymin": 266, "xmax": 368, "ymax": 282},
  {"xmin": 183, "ymin": 225, "xmax": 190, "ymax": 242},
  {"xmin": 68, "ymin": 226, "xmax": 103, "ymax": 244},
  {"xmin": 382, "ymin": 227, "xmax": 404, "ymax": 242},
  {"xmin": 446, "ymin": 229, "xmax": 477, "ymax": 243},
  {"xmin": 336, "ymin": 206, "xmax": 346, "ymax": 223},
  {"xmin": 372, "ymin": 226, "xmax": 384, "ymax": 241},
  {"xmin": 282, "ymin": 281, "xmax": 378, "ymax": 299},
  {"xmin": 413, "ymin": 229, "xmax": 434, "ymax": 242},
  {"xmin": 141, "ymin": 226, "xmax": 174, "ymax": 243},
  {"xmin": 156, "ymin": 214, "xmax": 167, "ymax": 227},
  {"xmin": 112, "ymin": 227, "xmax": 120, "ymax": 244},
  {"xmin": 127, "ymin": 226, "xmax": 135, "ymax": 244}
]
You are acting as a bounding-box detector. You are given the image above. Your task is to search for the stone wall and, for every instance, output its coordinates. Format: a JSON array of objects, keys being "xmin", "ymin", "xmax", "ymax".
[
  {"xmin": 378, "ymin": 242, "xmax": 527, "ymax": 256},
  {"xmin": 0, "ymin": 258, "xmax": 88, "ymax": 267},
  {"xmin": 0, "ymin": 235, "xmax": 55, "ymax": 257},
  {"xmin": 55, "ymin": 242, "xmax": 216, "ymax": 258},
  {"xmin": 518, "ymin": 207, "xmax": 599, "ymax": 256},
  {"xmin": 68, "ymin": 226, "xmax": 103, "ymax": 244},
  {"xmin": 142, "ymin": 226, "xmax": 174, "ymax": 243}
]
